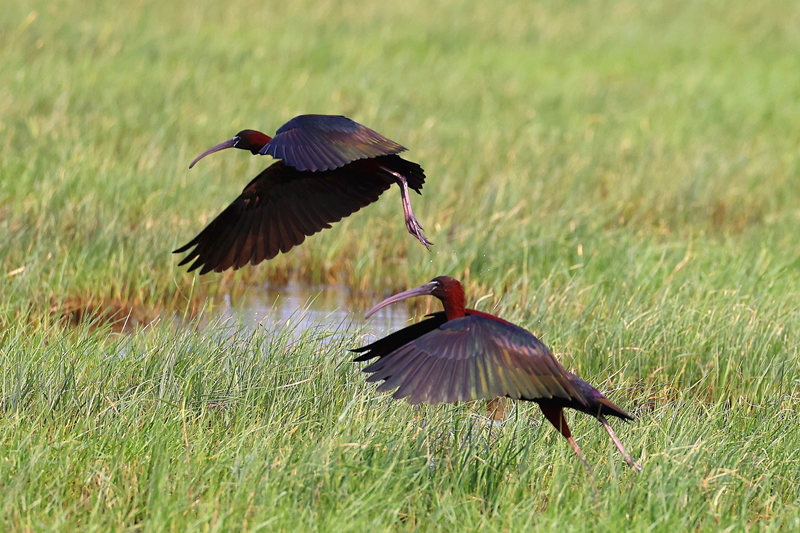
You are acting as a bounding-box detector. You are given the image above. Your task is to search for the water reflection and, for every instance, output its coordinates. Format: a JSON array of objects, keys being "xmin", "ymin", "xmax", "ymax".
[{"xmin": 212, "ymin": 280, "xmax": 411, "ymax": 341}]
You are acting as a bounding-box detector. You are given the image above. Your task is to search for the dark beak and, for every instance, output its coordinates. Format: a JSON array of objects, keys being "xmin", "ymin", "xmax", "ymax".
[
  {"xmin": 365, "ymin": 281, "xmax": 438, "ymax": 319},
  {"xmin": 188, "ymin": 137, "xmax": 238, "ymax": 169}
]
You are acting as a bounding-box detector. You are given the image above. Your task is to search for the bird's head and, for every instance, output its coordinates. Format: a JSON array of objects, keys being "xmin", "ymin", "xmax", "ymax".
[
  {"xmin": 188, "ymin": 129, "xmax": 272, "ymax": 168},
  {"xmin": 365, "ymin": 276, "xmax": 465, "ymax": 320}
]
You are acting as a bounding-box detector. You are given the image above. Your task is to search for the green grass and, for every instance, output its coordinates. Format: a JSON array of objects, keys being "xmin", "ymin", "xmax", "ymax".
[{"xmin": 2, "ymin": 0, "xmax": 800, "ymax": 529}]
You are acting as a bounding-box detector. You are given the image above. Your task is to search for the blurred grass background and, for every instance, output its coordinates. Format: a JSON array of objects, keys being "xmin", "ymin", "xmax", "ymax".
[{"xmin": 1, "ymin": 0, "xmax": 799, "ymax": 530}]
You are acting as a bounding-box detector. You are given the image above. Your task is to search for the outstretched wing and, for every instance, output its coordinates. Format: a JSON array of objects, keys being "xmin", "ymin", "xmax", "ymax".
[
  {"xmin": 174, "ymin": 160, "xmax": 393, "ymax": 273},
  {"xmin": 261, "ymin": 115, "xmax": 406, "ymax": 172},
  {"xmin": 358, "ymin": 315, "xmax": 586, "ymax": 406},
  {"xmin": 352, "ymin": 312, "xmax": 448, "ymax": 362}
]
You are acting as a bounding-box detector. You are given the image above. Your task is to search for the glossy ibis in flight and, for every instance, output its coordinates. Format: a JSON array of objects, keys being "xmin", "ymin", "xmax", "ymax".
[
  {"xmin": 175, "ymin": 114, "xmax": 431, "ymax": 273},
  {"xmin": 352, "ymin": 276, "xmax": 641, "ymax": 470}
]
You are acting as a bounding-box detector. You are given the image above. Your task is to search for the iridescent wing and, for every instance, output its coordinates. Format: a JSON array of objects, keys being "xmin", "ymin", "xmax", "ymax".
[
  {"xmin": 352, "ymin": 312, "xmax": 447, "ymax": 362},
  {"xmin": 357, "ymin": 315, "xmax": 586, "ymax": 405},
  {"xmin": 261, "ymin": 115, "xmax": 406, "ymax": 172},
  {"xmin": 174, "ymin": 160, "xmax": 393, "ymax": 273}
]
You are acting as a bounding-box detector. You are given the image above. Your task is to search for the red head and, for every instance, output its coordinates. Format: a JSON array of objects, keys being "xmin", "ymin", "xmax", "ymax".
[
  {"xmin": 365, "ymin": 276, "xmax": 466, "ymax": 321},
  {"xmin": 188, "ymin": 129, "xmax": 272, "ymax": 168}
]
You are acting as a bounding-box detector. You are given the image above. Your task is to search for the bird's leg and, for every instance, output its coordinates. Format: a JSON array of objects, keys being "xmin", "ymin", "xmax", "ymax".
[
  {"xmin": 540, "ymin": 405, "xmax": 593, "ymax": 474},
  {"xmin": 380, "ymin": 166, "xmax": 432, "ymax": 249},
  {"xmin": 598, "ymin": 415, "xmax": 642, "ymax": 471}
]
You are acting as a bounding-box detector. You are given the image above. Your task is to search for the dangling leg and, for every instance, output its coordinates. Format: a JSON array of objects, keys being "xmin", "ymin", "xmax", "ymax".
[
  {"xmin": 540, "ymin": 404, "xmax": 592, "ymax": 473},
  {"xmin": 598, "ymin": 414, "xmax": 642, "ymax": 471},
  {"xmin": 380, "ymin": 166, "xmax": 432, "ymax": 249}
]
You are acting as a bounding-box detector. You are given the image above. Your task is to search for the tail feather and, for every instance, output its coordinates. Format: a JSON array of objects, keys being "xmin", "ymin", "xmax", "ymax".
[
  {"xmin": 379, "ymin": 155, "xmax": 426, "ymax": 193},
  {"xmin": 567, "ymin": 372, "xmax": 634, "ymax": 421},
  {"xmin": 592, "ymin": 396, "xmax": 634, "ymax": 421}
]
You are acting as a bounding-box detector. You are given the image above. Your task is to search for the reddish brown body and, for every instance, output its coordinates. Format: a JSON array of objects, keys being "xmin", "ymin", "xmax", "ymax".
[{"xmin": 353, "ymin": 276, "xmax": 641, "ymax": 470}]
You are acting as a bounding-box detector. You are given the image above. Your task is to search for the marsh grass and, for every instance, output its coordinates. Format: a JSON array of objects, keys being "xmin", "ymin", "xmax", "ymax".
[
  {"xmin": 1, "ymin": 317, "xmax": 798, "ymax": 530},
  {"xmin": 2, "ymin": 0, "xmax": 800, "ymax": 529}
]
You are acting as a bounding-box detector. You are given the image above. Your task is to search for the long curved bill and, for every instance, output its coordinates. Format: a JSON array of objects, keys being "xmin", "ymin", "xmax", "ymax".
[
  {"xmin": 365, "ymin": 281, "xmax": 438, "ymax": 319},
  {"xmin": 188, "ymin": 137, "xmax": 238, "ymax": 169}
]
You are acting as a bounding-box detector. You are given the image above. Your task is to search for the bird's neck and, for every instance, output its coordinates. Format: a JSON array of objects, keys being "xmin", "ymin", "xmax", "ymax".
[
  {"xmin": 239, "ymin": 130, "xmax": 272, "ymax": 152},
  {"xmin": 257, "ymin": 134, "xmax": 272, "ymax": 150},
  {"xmin": 442, "ymin": 295, "xmax": 466, "ymax": 321}
]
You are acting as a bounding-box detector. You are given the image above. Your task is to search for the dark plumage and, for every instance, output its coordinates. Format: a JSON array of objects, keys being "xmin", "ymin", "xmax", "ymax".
[
  {"xmin": 262, "ymin": 114, "xmax": 406, "ymax": 171},
  {"xmin": 176, "ymin": 115, "xmax": 431, "ymax": 273},
  {"xmin": 353, "ymin": 276, "xmax": 641, "ymax": 470}
]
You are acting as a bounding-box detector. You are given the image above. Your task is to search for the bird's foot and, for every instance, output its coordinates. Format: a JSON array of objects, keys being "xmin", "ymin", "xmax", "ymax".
[
  {"xmin": 627, "ymin": 457, "xmax": 644, "ymax": 472},
  {"xmin": 381, "ymin": 165, "xmax": 433, "ymax": 250},
  {"xmin": 406, "ymin": 215, "xmax": 433, "ymax": 249}
]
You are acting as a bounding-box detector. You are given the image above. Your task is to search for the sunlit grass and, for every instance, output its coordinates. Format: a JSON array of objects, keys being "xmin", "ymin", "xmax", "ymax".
[
  {"xmin": 1, "ymin": 0, "xmax": 800, "ymax": 529},
  {"xmin": 1, "ymin": 317, "xmax": 798, "ymax": 530}
]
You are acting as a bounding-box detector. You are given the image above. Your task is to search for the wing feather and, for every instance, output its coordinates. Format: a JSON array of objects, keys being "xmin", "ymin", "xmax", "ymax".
[
  {"xmin": 200, "ymin": 205, "xmax": 250, "ymax": 273},
  {"xmin": 353, "ymin": 313, "xmax": 446, "ymax": 361},
  {"xmin": 354, "ymin": 315, "xmax": 585, "ymax": 406},
  {"xmin": 447, "ymin": 359, "xmax": 468, "ymax": 402},
  {"xmin": 239, "ymin": 210, "xmax": 261, "ymax": 267},
  {"xmin": 174, "ymin": 158, "xmax": 395, "ymax": 273},
  {"xmin": 261, "ymin": 115, "xmax": 406, "ymax": 171}
]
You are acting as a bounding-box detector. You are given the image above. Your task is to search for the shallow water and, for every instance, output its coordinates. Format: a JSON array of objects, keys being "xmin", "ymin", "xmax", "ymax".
[{"xmin": 211, "ymin": 280, "xmax": 411, "ymax": 342}]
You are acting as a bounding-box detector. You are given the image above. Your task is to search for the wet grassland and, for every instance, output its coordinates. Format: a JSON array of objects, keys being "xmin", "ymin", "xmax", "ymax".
[{"xmin": 1, "ymin": 0, "xmax": 799, "ymax": 530}]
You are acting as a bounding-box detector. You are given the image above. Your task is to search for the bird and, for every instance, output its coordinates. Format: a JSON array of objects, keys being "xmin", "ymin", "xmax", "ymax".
[
  {"xmin": 174, "ymin": 114, "xmax": 431, "ymax": 274},
  {"xmin": 352, "ymin": 276, "xmax": 641, "ymax": 470}
]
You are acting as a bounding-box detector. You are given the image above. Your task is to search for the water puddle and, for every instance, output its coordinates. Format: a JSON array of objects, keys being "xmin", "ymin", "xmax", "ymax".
[{"xmin": 210, "ymin": 280, "xmax": 411, "ymax": 342}]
